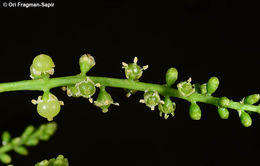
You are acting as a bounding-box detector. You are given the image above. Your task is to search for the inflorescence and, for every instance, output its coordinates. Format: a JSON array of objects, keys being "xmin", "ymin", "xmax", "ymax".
[{"xmin": 0, "ymin": 54, "xmax": 260, "ymax": 128}]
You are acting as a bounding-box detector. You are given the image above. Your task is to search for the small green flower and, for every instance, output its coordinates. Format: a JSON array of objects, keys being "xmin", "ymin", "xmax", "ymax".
[
  {"xmin": 122, "ymin": 57, "xmax": 148, "ymax": 80},
  {"xmin": 158, "ymin": 96, "xmax": 176, "ymax": 119},
  {"xmin": 76, "ymin": 78, "xmax": 97, "ymax": 102},
  {"xmin": 140, "ymin": 91, "xmax": 163, "ymax": 111},
  {"xmin": 177, "ymin": 78, "xmax": 195, "ymax": 97},
  {"xmin": 79, "ymin": 54, "xmax": 95, "ymax": 75},
  {"xmin": 94, "ymin": 86, "xmax": 119, "ymax": 113},
  {"xmin": 66, "ymin": 84, "xmax": 80, "ymax": 98}
]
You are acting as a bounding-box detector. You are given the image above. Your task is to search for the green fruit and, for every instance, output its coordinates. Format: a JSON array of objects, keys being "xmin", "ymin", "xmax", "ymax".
[
  {"xmin": 37, "ymin": 100, "xmax": 61, "ymax": 121},
  {"xmin": 32, "ymin": 54, "xmax": 55, "ymax": 72}
]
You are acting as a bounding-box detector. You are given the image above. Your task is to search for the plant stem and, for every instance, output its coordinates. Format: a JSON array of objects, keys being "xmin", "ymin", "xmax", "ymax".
[{"xmin": 0, "ymin": 75, "xmax": 259, "ymax": 113}]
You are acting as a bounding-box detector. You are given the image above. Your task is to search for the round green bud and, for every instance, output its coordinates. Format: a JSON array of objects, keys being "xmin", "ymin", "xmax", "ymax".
[
  {"xmin": 189, "ymin": 102, "xmax": 201, "ymax": 120},
  {"xmin": 37, "ymin": 94, "xmax": 62, "ymax": 121},
  {"xmin": 217, "ymin": 107, "xmax": 229, "ymax": 119},
  {"xmin": 94, "ymin": 87, "xmax": 114, "ymax": 113},
  {"xmin": 32, "ymin": 54, "xmax": 55, "ymax": 73},
  {"xmin": 240, "ymin": 111, "xmax": 252, "ymax": 127},
  {"xmin": 66, "ymin": 84, "xmax": 80, "ymax": 98},
  {"xmin": 158, "ymin": 96, "xmax": 176, "ymax": 119},
  {"xmin": 218, "ymin": 96, "xmax": 230, "ymax": 108},
  {"xmin": 124, "ymin": 63, "xmax": 143, "ymax": 80},
  {"xmin": 79, "ymin": 54, "xmax": 95, "ymax": 75},
  {"xmin": 165, "ymin": 67, "xmax": 178, "ymax": 86},
  {"xmin": 143, "ymin": 91, "xmax": 161, "ymax": 110},
  {"xmin": 244, "ymin": 94, "xmax": 260, "ymax": 105},
  {"xmin": 177, "ymin": 78, "xmax": 195, "ymax": 97},
  {"xmin": 21, "ymin": 125, "xmax": 35, "ymax": 140},
  {"xmin": 0, "ymin": 153, "xmax": 11, "ymax": 164},
  {"xmin": 206, "ymin": 76, "xmax": 219, "ymax": 95},
  {"xmin": 77, "ymin": 80, "xmax": 96, "ymax": 98}
]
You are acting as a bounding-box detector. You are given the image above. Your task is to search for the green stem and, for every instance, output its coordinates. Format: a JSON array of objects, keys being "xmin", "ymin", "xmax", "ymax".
[{"xmin": 0, "ymin": 75, "xmax": 259, "ymax": 113}]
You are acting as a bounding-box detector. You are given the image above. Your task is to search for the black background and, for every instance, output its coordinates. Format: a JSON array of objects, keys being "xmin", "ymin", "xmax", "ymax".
[{"xmin": 1, "ymin": 1, "xmax": 260, "ymax": 165}]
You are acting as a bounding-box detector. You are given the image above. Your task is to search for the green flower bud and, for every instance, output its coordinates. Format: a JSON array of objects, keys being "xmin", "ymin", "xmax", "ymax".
[
  {"xmin": 206, "ymin": 76, "xmax": 219, "ymax": 95},
  {"xmin": 218, "ymin": 96, "xmax": 230, "ymax": 108},
  {"xmin": 35, "ymin": 160, "xmax": 49, "ymax": 166},
  {"xmin": 189, "ymin": 102, "xmax": 201, "ymax": 120},
  {"xmin": 140, "ymin": 91, "xmax": 162, "ymax": 111},
  {"xmin": 11, "ymin": 137, "xmax": 21, "ymax": 146},
  {"xmin": 21, "ymin": 125, "xmax": 34, "ymax": 140},
  {"xmin": 79, "ymin": 54, "xmax": 95, "ymax": 75},
  {"xmin": 122, "ymin": 57, "xmax": 148, "ymax": 80},
  {"xmin": 1, "ymin": 131, "xmax": 11, "ymax": 145},
  {"xmin": 217, "ymin": 107, "xmax": 229, "ymax": 119},
  {"xmin": 240, "ymin": 111, "xmax": 252, "ymax": 127},
  {"xmin": 165, "ymin": 67, "xmax": 178, "ymax": 86},
  {"xmin": 0, "ymin": 153, "xmax": 12, "ymax": 164},
  {"xmin": 14, "ymin": 146, "xmax": 28, "ymax": 156},
  {"xmin": 45, "ymin": 122, "xmax": 57, "ymax": 136},
  {"xmin": 66, "ymin": 84, "xmax": 80, "ymax": 98},
  {"xmin": 244, "ymin": 94, "xmax": 260, "ymax": 105},
  {"xmin": 158, "ymin": 96, "xmax": 176, "ymax": 119},
  {"xmin": 177, "ymin": 78, "xmax": 195, "ymax": 97},
  {"xmin": 94, "ymin": 86, "xmax": 119, "ymax": 113},
  {"xmin": 25, "ymin": 138, "xmax": 39, "ymax": 146}
]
